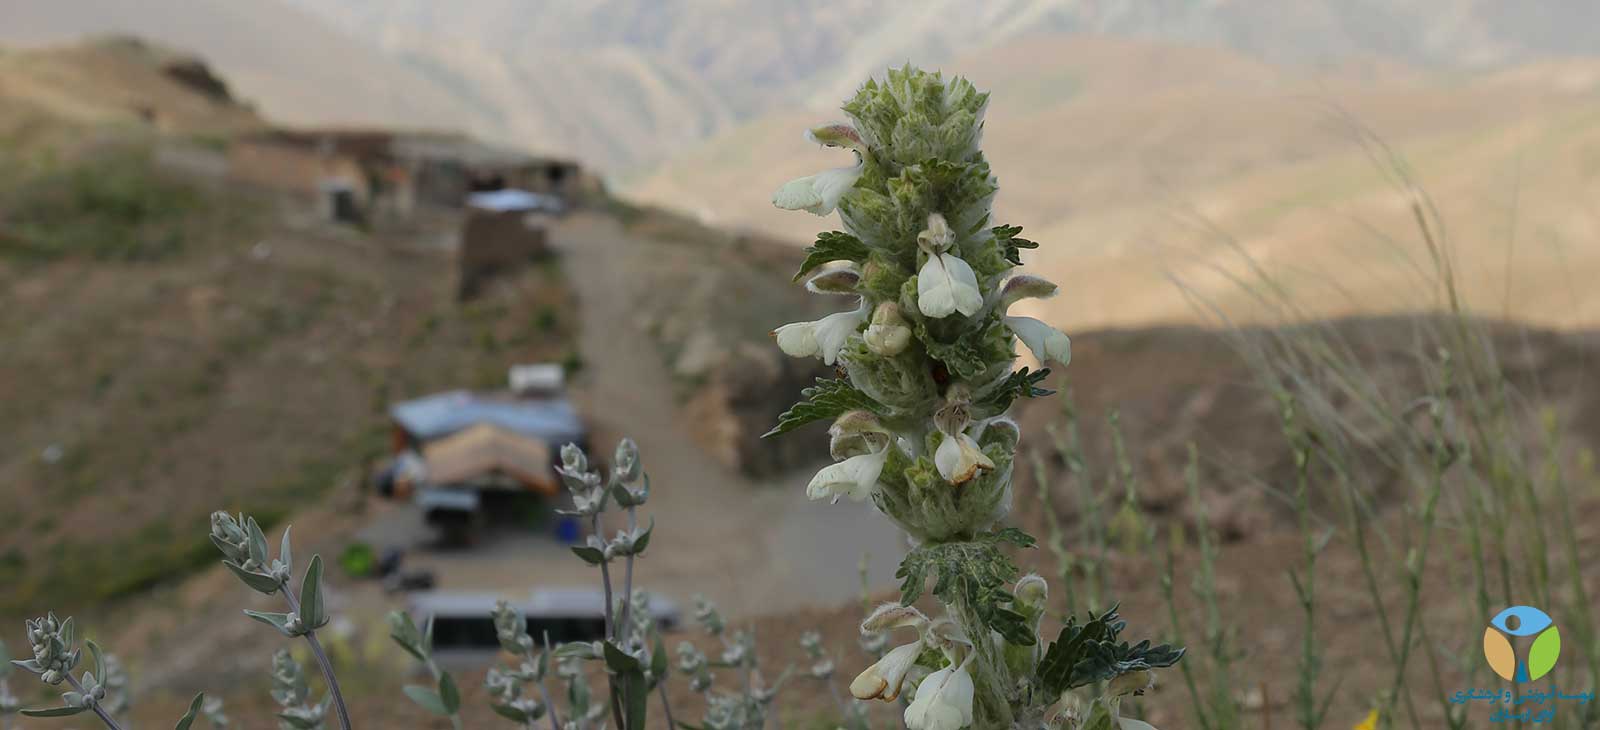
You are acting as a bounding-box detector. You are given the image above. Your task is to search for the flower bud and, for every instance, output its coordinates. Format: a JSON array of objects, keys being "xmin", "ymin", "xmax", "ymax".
[
  {"xmin": 864, "ymin": 302, "xmax": 912, "ymax": 356},
  {"xmin": 1107, "ymin": 669, "xmax": 1155, "ymax": 697},
  {"xmin": 1013, "ymin": 573, "xmax": 1048, "ymax": 608},
  {"xmin": 999, "ymin": 274, "xmax": 1059, "ymax": 309},
  {"xmin": 828, "ymin": 410, "xmax": 889, "ymax": 460},
  {"xmin": 613, "ymin": 437, "xmax": 641, "ymax": 483},
  {"xmin": 916, "ymin": 213, "xmax": 955, "ymax": 255},
  {"xmin": 805, "ymin": 266, "xmax": 862, "ymax": 295},
  {"xmin": 806, "ymin": 123, "xmax": 866, "ymax": 153},
  {"xmin": 860, "ymin": 603, "xmax": 929, "ymax": 633},
  {"xmin": 560, "ymin": 443, "xmax": 588, "ymax": 473}
]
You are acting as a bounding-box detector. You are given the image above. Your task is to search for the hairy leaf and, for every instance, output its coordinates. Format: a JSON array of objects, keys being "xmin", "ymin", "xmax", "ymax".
[
  {"xmin": 243, "ymin": 609, "xmax": 299, "ymax": 637},
  {"xmin": 976, "ymin": 367, "xmax": 1053, "ymax": 415},
  {"xmin": 222, "ymin": 560, "xmax": 282, "ymax": 594},
  {"xmin": 993, "ymin": 224, "xmax": 1038, "ymax": 266},
  {"xmin": 895, "ymin": 528, "xmax": 1038, "ymax": 645},
  {"xmin": 299, "ymin": 555, "xmax": 327, "ymax": 630},
  {"xmin": 174, "ymin": 692, "xmax": 205, "ymax": 730},
  {"xmin": 21, "ymin": 705, "xmax": 88, "ymax": 718},
  {"xmin": 794, "ymin": 231, "xmax": 870, "ymax": 281},
  {"xmin": 1037, "ymin": 604, "xmax": 1185, "ymax": 694},
  {"xmin": 765, "ymin": 378, "xmax": 882, "ymax": 438},
  {"xmin": 438, "ymin": 671, "xmax": 461, "ymax": 715},
  {"xmin": 403, "ymin": 685, "xmax": 450, "ymax": 716}
]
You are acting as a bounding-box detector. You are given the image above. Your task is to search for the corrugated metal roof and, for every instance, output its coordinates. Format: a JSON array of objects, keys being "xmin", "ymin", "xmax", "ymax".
[{"xmin": 391, "ymin": 390, "xmax": 584, "ymax": 445}]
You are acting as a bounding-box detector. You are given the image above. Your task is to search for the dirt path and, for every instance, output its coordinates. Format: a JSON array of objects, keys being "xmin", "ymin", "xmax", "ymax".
[{"xmin": 552, "ymin": 210, "xmax": 904, "ymax": 617}]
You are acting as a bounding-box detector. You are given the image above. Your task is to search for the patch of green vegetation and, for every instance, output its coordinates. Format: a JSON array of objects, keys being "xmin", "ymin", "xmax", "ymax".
[{"xmin": 0, "ymin": 144, "xmax": 205, "ymax": 261}]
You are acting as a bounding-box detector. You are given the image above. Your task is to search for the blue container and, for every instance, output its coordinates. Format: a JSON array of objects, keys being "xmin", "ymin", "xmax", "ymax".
[{"xmin": 554, "ymin": 516, "xmax": 582, "ymax": 544}]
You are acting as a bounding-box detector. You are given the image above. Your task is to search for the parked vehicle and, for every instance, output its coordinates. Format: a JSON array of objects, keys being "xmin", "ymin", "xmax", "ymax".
[{"xmin": 405, "ymin": 588, "xmax": 680, "ymax": 658}]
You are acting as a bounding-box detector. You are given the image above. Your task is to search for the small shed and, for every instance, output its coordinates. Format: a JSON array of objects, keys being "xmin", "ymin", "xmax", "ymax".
[
  {"xmin": 390, "ymin": 390, "xmax": 585, "ymax": 449},
  {"xmin": 457, "ymin": 208, "xmax": 549, "ymax": 300},
  {"xmin": 421, "ymin": 423, "xmax": 557, "ymax": 495}
]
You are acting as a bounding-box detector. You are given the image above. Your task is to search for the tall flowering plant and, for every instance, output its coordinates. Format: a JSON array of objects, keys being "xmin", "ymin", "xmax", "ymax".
[{"xmin": 770, "ymin": 66, "xmax": 1183, "ymax": 730}]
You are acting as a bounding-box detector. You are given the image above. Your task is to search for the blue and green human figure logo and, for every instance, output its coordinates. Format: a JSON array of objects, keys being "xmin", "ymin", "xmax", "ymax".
[{"xmin": 1484, "ymin": 606, "xmax": 1561, "ymax": 682}]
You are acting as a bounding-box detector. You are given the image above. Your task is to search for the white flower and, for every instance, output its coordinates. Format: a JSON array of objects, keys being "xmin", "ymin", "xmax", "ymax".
[
  {"xmin": 773, "ymin": 300, "xmax": 868, "ymax": 365},
  {"xmin": 934, "ymin": 431, "xmax": 995, "ymax": 486},
  {"xmin": 1004, "ymin": 315, "xmax": 1071, "ymax": 366},
  {"xmin": 772, "ymin": 157, "xmax": 864, "ymax": 216},
  {"xmin": 917, "ymin": 253, "xmax": 982, "ymax": 319},
  {"xmin": 849, "ymin": 640, "xmax": 923, "ymax": 702},
  {"xmin": 864, "ymin": 301, "xmax": 912, "ymax": 356},
  {"xmin": 807, "ymin": 442, "xmax": 890, "ymax": 503},
  {"xmin": 903, "ymin": 660, "xmax": 975, "ymax": 730}
]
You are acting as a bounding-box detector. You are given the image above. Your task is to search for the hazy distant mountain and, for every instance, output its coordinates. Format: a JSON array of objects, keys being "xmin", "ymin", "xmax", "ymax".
[
  {"xmin": 8, "ymin": 0, "xmax": 1600, "ymax": 174},
  {"xmin": 283, "ymin": 0, "xmax": 1600, "ymax": 174}
]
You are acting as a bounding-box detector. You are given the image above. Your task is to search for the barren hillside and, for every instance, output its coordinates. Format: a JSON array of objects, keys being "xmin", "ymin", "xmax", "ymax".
[{"xmin": 629, "ymin": 34, "xmax": 1600, "ymax": 330}]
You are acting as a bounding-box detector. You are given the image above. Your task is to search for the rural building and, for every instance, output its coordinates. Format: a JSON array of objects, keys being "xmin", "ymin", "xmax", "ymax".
[{"xmin": 226, "ymin": 128, "xmax": 594, "ymax": 224}]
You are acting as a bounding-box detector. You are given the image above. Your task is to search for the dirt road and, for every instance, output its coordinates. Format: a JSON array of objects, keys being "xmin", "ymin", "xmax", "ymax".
[
  {"xmin": 360, "ymin": 210, "xmax": 905, "ymax": 619},
  {"xmin": 553, "ymin": 210, "xmax": 904, "ymax": 617}
]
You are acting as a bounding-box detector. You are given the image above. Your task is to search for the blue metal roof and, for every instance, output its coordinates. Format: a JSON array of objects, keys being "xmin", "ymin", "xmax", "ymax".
[{"xmin": 391, "ymin": 390, "xmax": 585, "ymax": 445}]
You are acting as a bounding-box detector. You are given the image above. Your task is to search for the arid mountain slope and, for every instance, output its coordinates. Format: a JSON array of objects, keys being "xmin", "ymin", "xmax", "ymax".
[
  {"xmin": 629, "ymin": 34, "xmax": 1600, "ymax": 330},
  {"xmin": 0, "ymin": 0, "xmax": 481, "ymax": 140}
]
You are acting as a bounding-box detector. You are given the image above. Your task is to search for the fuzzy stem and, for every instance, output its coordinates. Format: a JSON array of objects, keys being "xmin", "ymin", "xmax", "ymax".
[
  {"xmin": 656, "ymin": 677, "xmax": 678, "ymax": 730},
  {"xmin": 64, "ymin": 673, "xmax": 124, "ymax": 730},
  {"xmin": 533, "ymin": 632, "xmax": 563, "ymax": 730},
  {"xmin": 281, "ymin": 585, "xmax": 353, "ymax": 730},
  {"xmin": 590, "ymin": 511, "xmax": 625, "ymax": 730},
  {"xmin": 948, "ymin": 594, "xmax": 1014, "ymax": 729},
  {"xmin": 619, "ymin": 505, "xmax": 638, "ymax": 636}
]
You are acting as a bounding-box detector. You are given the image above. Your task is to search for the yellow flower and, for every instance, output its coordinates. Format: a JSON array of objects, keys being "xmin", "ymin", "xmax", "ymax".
[{"xmin": 1353, "ymin": 708, "xmax": 1379, "ymax": 730}]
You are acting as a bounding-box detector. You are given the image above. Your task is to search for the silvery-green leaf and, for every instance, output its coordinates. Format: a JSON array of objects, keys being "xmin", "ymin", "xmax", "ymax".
[
  {"xmin": 12, "ymin": 658, "xmax": 43, "ymax": 674},
  {"xmin": 553, "ymin": 642, "xmax": 601, "ymax": 660},
  {"xmin": 603, "ymin": 640, "xmax": 642, "ymax": 673},
  {"xmin": 209, "ymin": 534, "xmax": 239, "ymax": 561},
  {"xmin": 490, "ymin": 703, "xmax": 530, "ymax": 723},
  {"xmin": 438, "ymin": 671, "xmax": 461, "ymax": 714},
  {"xmin": 299, "ymin": 555, "xmax": 327, "ymax": 630},
  {"xmin": 223, "ymin": 561, "xmax": 282, "ymax": 594},
  {"xmin": 570, "ymin": 545, "xmax": 606, "ymax": 565},
  {"xmin": 632, "ymin": 519, "xmax": 654, "ymax": 556},
  {"xmin": 650, "ymin": 632, "xmax": 668, "ymax": 685},
  {"xmin": 20, "ymin": 705, "xmax": 87, "ymax": 718},
  {"xmin": 279, "ymin": 525, "xmax": 293, "ymax": 572},
  {"xmin": 277, "ymin": 710, "xmax": 321, "ymax": 730},
  {"xmin": 173, "ymin": 692, "xmax": 205, "ymax": 730},
  {"xmin": 86, "ymin": 639, "xmax": 106, "ymax": 685},
  {"xmin": 58, "ymin": 616, "xmax": 74, "ymax": 648},
  {"xmin": 403, "ymin": 685, "xmax": 450, "ymax": 715},
  {"xmin": 243, "ymin": 610, "xmax": 299, "ymax": 637},
  {"xmin": 63, "ymin": 691, "xmax": 85, "ymax": 706},
  {"xmin": 245, "ymin": 517, "xmax": 270, "ymax": 567},
  {"xmin": 422, "ymin": 614, "xmax": 435, "ymax": 654},
  {"xmin": 386, "ymin": 610, "xmax": 427, "ymax": 661}
]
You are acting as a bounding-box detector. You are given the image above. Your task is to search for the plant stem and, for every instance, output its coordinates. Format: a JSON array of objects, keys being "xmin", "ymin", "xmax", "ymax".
[
  {"xmin": 949, "ymin": 594, "xmax": 1014, "ymax": 729},
  {"xmin": 282, "ymin": 586, "xmax": 353, "ymax": 730},
  {"xmin": 533, "ymin": 633, "xmax": 563, "ymax": 730},
  {"xmin": 656, "ymin": 678, "xmax": 678, "ymax": 730},
  {"xmin": 64, "ymin": 673, "xmax": 124, "ymax": 730},
  {"xmin": 590, "ymin": 513, "xmax": 626, "ymax": 730},
  {"xmin": 619, "ymin": 505, "xmax": 638, "ymax": 636}
]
